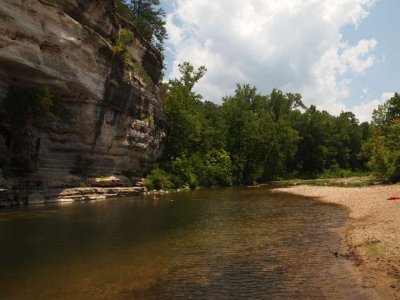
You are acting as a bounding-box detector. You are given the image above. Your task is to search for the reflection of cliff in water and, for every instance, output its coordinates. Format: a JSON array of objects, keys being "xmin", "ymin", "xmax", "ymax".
[{"xmin": 0, "ymin": 188, "xmax": 378, "ymax": 299}]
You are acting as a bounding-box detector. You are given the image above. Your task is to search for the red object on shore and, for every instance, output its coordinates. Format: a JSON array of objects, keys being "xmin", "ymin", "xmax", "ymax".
[{"xmin": 387, "ymin": 196, "xmax": 400, "ymax": 201}]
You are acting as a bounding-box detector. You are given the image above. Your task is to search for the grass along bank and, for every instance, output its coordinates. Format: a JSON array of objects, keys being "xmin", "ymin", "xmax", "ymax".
[{"xmin": 270, "ymin": 176, "xmax": 375, "ymax": 188}]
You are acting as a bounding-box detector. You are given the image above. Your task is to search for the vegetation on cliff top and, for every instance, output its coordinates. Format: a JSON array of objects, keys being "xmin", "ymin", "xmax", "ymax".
[
  {"xmin": 145, "ymin": 62, "xmax": 400, "ymax": 190},
  {"xmin": 115, "ymin": 0, "xmax": 167, "ymax": 52}
]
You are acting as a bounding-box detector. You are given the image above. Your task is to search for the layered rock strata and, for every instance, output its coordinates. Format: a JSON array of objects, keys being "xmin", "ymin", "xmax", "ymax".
[{"xmin": 0, "ymin": 0, "xmax": 166, "ymax": 203}]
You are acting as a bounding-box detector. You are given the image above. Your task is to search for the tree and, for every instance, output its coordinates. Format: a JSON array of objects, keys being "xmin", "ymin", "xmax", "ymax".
[
  {"xmin": 221, "ymin": 85, "xmax": 300, "ymax": 184},
  {"xmin": 144, "ymin": 61, "xmax": 376, "ymax": 189},
  {"xmin": 367, "ymin": 93, "xmax": 400, "ymax": 182},
  {"xmin": 162, "ymin": 62, "xmax": 207, "ymax": 160},
  {"xmin": 268, "ymin": 89, "xmax": 306, "ymax": 122},
  {"xmin": 386, "ymin": 93, "xmax": 400, "ymax": 123},
  {"xmin": 115, "ymin": 0, "xmax": 167, "ymax": 52}
]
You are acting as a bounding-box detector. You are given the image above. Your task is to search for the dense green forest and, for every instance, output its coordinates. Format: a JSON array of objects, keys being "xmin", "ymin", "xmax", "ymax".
[
  {"xmin": 145, "ymin": 62, "xmax": 400, "ymax": 189},
  {"xmin": 112, "ymin": 0, "xmax": 400, "ymax": 189},
  {"xmin": 111, "ymin": 1, "xmax": 400, "ymax": 189}
]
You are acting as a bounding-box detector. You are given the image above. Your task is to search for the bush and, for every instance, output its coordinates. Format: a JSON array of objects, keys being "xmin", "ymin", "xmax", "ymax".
[
  {"xmin": 388, "ymin": 155, "xmax": 400, "ymax": 182},
  {"xmin": 109, "ymin": 79, "xmax": 119, "ymax": 88},
  {"xmin": 319, "ymin": 164, "xmax": 353, "ymax": 179},
  {"xmin": 119, "ymin": 28, "xmax": 134, "ymax": 46},
  {"xmin": 170, "ymin": 156, "xmax": 196, "ymax": 188},
  {"xmin": 367, "ymin": 121, "xmax": 400, "ymax": 182},
  {"xmin": 199, "ymin": 149, "xmax": 233, "ymax": 187},
  {"xmin": 128, "ymin": 56, "xmax": 153, "ymax": 85},
  {"xmin": 112, "ymin": 29, "xmax": 134, "ymax": 54},
  {"xmin": 148, "ymin": 115, "xmax": 155, "ymax": 127},
  {"xmin": 144, "ymin": 168, "xmax": 174, "ymax": 190}
]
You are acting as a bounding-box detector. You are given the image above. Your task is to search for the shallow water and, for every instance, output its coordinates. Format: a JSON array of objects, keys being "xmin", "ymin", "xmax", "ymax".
[{"xmin": 0, "ymin": 188, "xmax": 372, "ymax": 299}]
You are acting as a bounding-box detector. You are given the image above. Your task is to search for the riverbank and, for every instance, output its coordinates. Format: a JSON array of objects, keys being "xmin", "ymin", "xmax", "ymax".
[
  {"xmin": 271, "ymin": 176, "xmax": 374, "ymax": 188},
  {"xmin": 274, "ymin": 184, "xmax": 400, "ymax": 299},
  {"xmin": 0, "ymin": 175, "xmax": 146, "ymax": 207}
]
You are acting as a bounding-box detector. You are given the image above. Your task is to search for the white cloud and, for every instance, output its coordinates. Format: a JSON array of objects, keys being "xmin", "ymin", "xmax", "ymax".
[
  {"xmin": 351, "ymin": 92, "xmax": 395, "ymax": 122},
  {"xmin": 166, "ymin": 0, "xmax": 377, "ymax": 116},
  {"xmin": 339, "ymin": 39, "xmax": 377, "ymax": 74},
  {"xmin": 381, "ymin": 92, "xmax": 395, "ymax": 102}
]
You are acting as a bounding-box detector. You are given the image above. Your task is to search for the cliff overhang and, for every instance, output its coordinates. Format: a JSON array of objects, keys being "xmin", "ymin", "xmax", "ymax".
[{"xmin": 0, "ymin": 0, "xmax": 166, "ymax": 203}]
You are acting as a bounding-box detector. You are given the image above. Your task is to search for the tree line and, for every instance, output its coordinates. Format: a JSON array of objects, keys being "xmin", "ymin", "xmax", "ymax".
[
  {"xmin": 110, "ymin": 1, "xmax": 400, "ymax": 188},
  {"xmin": 145, "ymin": 62, "xmax": 400, "ymax": 189}
]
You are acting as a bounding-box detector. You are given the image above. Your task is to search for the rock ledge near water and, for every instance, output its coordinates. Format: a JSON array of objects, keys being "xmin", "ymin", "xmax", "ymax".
[{"xmin": 0, "ymin": 175, "xmax": 147, "ymax": 207}]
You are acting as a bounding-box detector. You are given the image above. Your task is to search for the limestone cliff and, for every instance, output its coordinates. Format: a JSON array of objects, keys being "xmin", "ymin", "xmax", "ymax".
[{"xmin": 0, "ymin": 0, "xmax": 166, "ymax": 181}]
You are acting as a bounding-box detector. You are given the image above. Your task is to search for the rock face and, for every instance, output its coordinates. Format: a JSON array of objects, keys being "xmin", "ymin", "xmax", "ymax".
[{"xmin": 0, "ymin": 0, "xmax": 166, "ymax": 178}]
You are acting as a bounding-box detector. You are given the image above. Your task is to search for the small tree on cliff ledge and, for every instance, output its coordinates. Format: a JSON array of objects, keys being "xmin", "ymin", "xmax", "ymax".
[{"xmin": 115, "ymin": 0, "xmax": 167, "ymax": 52}]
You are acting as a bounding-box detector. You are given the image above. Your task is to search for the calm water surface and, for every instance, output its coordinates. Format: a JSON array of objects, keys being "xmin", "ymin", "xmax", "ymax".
[{"xmin": 0, "ymin": 188, "xmax": 372, "ymax": 299}]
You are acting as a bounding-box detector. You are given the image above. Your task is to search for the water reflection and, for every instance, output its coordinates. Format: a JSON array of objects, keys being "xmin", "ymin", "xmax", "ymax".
[{"xmin": 0, "ymin": 188, "xmax": 373, "ymax": 299}]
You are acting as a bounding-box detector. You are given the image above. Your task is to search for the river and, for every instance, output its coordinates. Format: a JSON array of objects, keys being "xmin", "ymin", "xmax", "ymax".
[{"xmin": 0, "ymin": 188, "xmax": 373, "ymax": 299}]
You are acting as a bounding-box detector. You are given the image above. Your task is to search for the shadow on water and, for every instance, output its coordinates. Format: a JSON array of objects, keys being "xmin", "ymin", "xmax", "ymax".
[{"xmin": 0, "ymin": 188, "xmax": 374, "ymax": 299}]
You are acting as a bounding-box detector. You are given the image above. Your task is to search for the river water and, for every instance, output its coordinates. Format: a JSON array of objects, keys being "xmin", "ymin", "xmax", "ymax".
[{"xmin": 0, "ymin": 188, "xmax": 373, "ymax": 299}]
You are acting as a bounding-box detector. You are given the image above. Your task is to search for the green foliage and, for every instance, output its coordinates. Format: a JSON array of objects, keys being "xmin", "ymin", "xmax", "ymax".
[
  {"xmin": 273, "ymin": 177, "xmax": 374, "ymax": 188},
  {"xmin": 112, "ymin": 28, "xmax": 134, "ymax": 54},
  {"xmin": 169, "ymin": 156, "xmax": 198, "ymax": 188},
  {"xmin": 115, "ymin": 0, "xmax": 167, "ymax": 52},
  {"xmin": 162, "ymin": 62, "xmax": 208, "ymax": 161},
  {"xmin": 201, "ymin": 149, "xmax": 233, "ymax": 186},
  {"xmin": 110, "ymin": 28, "xmax": 154, "ymax": 85},
  {"xmin": 176, "ymin": 62, "xmax": 207, "ymax": 91},
  {"xmin": 78, "ymin": 181, "xmax": 88, "ymax": 188},
  {"xmin": 148, "ymin": 61, "xmax": 380, "ymax": 188},
  {"xmin": 119, "ymin": 28, "xmax": 135, "ymax": 47},
  {"xmin": 221, "ymin": 84, "xmax": 301, "ymax": 184},
  {"xmin": 109, "ymin": 79, "xmax": 119, "ymax": 88},
  {"xmin": 366, "ymin": 133, "xmax": 390, "ymax": 180},
  {"xmin": 153, "ymin": 62, "xmax": 234, "ymax": 188},
  {"xmin": 115, "ymin": 0, "xmax": 134, "ymax": 20},
  {"xmin": 367, "ymin": 94, "xmax": 400, "ymax": 182},
  {"xmin": 148, "ymin": 115, "xmax": 155, "ymax": 127},
  {"xmin": 292, "ymin": 107, "xmax": 369, "ymax": 177},
  {"xmin": 144, "ymin": 167, "xmax": 174, "ymax": 190},
  {"xmin": 319, "ymin": 167, "xmax": 367, "ymax": 179},
  {"xmin": 372, "ymin": 93, "xmax": 400, "ymax": 129},
  {"xmin": 129, "ymin": 56, "xmax": 154, "ymax": 85}
]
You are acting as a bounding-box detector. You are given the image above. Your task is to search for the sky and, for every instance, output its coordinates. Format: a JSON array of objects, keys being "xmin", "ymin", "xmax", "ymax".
[{"xmin": 160, "ymin": 0, "xmax": 399, "ymax": 122}]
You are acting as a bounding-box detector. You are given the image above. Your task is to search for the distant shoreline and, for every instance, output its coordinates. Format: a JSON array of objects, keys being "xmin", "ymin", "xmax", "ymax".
[{"xmin": 273, "ymin": 184, "xmax": 400, "ymax": 299}]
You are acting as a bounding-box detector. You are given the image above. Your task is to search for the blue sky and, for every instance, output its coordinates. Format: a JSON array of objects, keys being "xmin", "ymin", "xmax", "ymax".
[
  {"xmin": 161, "ymin": 0, "xmax": 399, "ymax": 121},
  {"xmin": 341, "ymin": 0, "xmax": 400, "ymax": 107}
]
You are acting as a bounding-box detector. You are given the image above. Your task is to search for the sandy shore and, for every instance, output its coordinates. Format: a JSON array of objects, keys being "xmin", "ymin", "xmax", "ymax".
[{"xmin": 274, "ymin": 184, "xmax": 400, "ymax": 299}]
